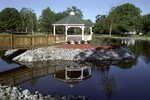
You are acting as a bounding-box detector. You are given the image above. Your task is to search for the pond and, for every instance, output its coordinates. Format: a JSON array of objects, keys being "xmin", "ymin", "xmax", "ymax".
[{"xmin": 0, "ymin": 38, "xmax": 150, "ymax": 100}]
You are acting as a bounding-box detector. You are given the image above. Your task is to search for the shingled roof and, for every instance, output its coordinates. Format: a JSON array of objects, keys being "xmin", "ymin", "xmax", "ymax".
[{"xmin": 53, "ymin": 14, "xmax": 93, "ymax": 26}]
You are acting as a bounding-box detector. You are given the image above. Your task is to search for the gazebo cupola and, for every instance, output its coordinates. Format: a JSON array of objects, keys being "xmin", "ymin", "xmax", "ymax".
[{"xmin": 53, "ymin": 12, "xmax": 93, "ymax": 41}]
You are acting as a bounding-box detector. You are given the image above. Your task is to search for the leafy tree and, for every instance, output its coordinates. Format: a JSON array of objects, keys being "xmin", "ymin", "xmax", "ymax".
[
  {"xmin": 38, "ymin": 7, "xmax": 56, "ymax": 33},
  {"xmin": 19, "ymin": 8, "xmax": 37, "ymax": 33},
  {"xmin": 94, "ymin": 3, "xmax": 141, "ymax": 35},
  {"xmin": 55, "ymin": 12, "xmax": 68, "ymax": 21},
  {"xmin": 0, "ymin": 12, "xmax": 2, "ymax": 32},
  {"xmin": 0, "ymin": 8, "xmax": 20, "ymax": 32},
  {"xmin": 134, "ymin": 16, "xmax": 143, "ymax": 34},
  {"xmin": 28, "ymin": 10, "xmax": 37, "ymax": 34},
  {"xmin": 115, "ymin": 3, "xmax": 141, "ymax": 33},
  {"xmin": 19, "ymin": 7, "xmax": 29, "ymax": 32},
  {"xmin": 106, "ymin": 7, "xmax": 118, "ymax": 37},
  {"xmin": 64, "ymin": 6, "xmax": 83, "ymax": 18},
  {"xmin": 94, "ymin": 15, "xmax": 108, "ymax": 34},
  {"xmin": 142, "ymin": 14, "xmax": 150, "ymax": 34}
]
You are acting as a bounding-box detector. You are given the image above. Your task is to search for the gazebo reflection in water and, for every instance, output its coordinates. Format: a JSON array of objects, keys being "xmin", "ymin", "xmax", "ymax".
[{"xmin": 53, "ymin": 66, "xmax": 91, "ymax": 88}]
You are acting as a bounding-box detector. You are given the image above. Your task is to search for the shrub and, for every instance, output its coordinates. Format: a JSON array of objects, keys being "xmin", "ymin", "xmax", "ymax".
[
  {"xmin": 81, "ymin": 40, "xmax": 85, "ymax": 44},
  {"xmin": 67, "ymin": 41, "xmax": 71, "ymax": 44},
  {"xmin": 87, "ymin": 40, "xmax": 91, "ymax": 44},
  {"xmin": 74, "ymin": 41, "xmax": 78, "ymax": 44}
]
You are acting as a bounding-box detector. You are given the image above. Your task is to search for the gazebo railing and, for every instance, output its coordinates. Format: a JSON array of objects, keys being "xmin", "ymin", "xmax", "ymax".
[
  {"xmin": 83, "ymin": 35, "xmax": 92, "ymax": 41},
  {"xmin": 67, "ymin": 35, "xmax": 82, "ymax": 41},
  {"xmin": 67, "ymin": 35, "xmax": 92, "ymax": 41}
]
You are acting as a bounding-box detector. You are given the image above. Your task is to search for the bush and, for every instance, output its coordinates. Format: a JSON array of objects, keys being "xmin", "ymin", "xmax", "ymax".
[
  {"xmin": 87, "ymin": 40, "xmax": 91, "ymax": 44},
  {"xmin": 81, "ymin": 40, "xmax": 85, "ymax": 44},
  {"xmin": 146, "ymin": 31, "xmax": 150, "ymax": 37},
  {"xmin": 74, "ymin": 41, "xmax": 78, "ymax": 44},
  {"xmin": 67, "ymin": 41, "xmax": 71, "ymax": 44}
]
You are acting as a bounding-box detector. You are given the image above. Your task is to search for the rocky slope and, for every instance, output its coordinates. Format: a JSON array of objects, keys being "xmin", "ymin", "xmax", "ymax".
[{"xmin": 12, "ymin": 46, "xmax": 135, "ymax": 62}]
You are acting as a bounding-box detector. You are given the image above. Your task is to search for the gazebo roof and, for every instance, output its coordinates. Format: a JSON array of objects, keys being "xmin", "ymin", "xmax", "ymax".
[{"xmin": 53, "ymin": 14, "xmax": 93, "ymax": 26}]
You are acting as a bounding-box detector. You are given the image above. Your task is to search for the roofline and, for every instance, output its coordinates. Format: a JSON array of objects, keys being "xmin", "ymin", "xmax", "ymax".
[
  {"xmin": 53, "ymin": 24, "xmax": 93, "ymax": 27},
  {"xmin": 53, "ymin": 24, "xmax": 85, "ymax": 26}
]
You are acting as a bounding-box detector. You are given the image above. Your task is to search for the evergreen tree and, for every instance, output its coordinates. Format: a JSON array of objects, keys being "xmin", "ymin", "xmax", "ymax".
[
  {"xmin": 0, "ymin": 8, "xmax": 20, "ymax": 32},
  {"xmin": 38, "ymin": 7, "xmax": 56, "ymax": 33}
]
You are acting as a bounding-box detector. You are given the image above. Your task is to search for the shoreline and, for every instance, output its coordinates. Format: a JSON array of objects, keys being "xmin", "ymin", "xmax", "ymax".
[
  {"xmin": 93, "ymin": 35, "xmax": 150, "ymax": 41},
  {"xmin": 0, "ymin": 84, "xmax": 87, "ymax": 100}
]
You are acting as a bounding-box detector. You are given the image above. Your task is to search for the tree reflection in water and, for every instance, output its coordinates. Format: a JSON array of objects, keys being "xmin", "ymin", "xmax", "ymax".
[{"xmin": 99, "ymin": 65, "xmax": 116, "ymax": 99}]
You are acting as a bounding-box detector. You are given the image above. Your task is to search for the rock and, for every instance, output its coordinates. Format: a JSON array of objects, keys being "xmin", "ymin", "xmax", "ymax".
[
  {"xmin": 22, "ymin": 89, "xmax": 31, "ymax": 98},
  {"xmin": 4, "ymin": 49, "xmax": 18, "ymax": 56},
  {"xmin": 12, "ymin": 46, "xmax": 135, "ymax": 63},
  {"xmin": 0, "ymin": 84, "xmax": 89, "ymax": 100}
]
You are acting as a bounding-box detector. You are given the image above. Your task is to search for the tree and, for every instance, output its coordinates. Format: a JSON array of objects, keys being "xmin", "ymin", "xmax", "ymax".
[
  {"xmin": 20, "ymin": 7, "xmax": 29, "ymax": 32},
  {"xmin": 94, "ymin": 3, "xmax": 141, "ymax": 35},
  {"xmin": 106, "ymin": 7, "xmax": 118, "ymax": 37},
  {"xmin": 28, "ymin": 10, "xmax": 37, "ymax": 34},
  {"xmin": 94, "ymin": 15, "xmax": 108, "ymax": 34},
  {"xmin": 142, "ymin": 14, "xmax": 150, "ymax": 34},
  {"xmin": 55, "ymin": 12, "xmax": 68, "ymax": 21},
  {"xmin": 64, "ymin": 6, "xmax": 83, "ymax": 18},
  {"xmin": 115, "ymin": 3, "xmax": 141, "ymax": 33},
  {"xmin": 0, "ymin": 8, "xmax": 20, "ymax": 32},
  {"xmin": 38, "ymin": 7, "xmax": 56, "ymax": 33},
  {"xmin": 0, "ymin": 11, "xmax": 2, "ymax": 32},
  {"xmin": 19, "ymin": 8, "xmax": 37, "ymax": 33}
]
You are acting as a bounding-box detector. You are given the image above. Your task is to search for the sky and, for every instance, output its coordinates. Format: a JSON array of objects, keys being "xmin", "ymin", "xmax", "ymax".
[{"xmin": 0, "ymin": 0, "xmax": 150, "ymax": 22}]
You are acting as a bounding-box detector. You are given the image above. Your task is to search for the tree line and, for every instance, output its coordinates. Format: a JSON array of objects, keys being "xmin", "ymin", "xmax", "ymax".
[
  {"xmin": 0, "ymin": 3, "xmax": 150, "ymax": 35},
  {"xmin": 94, "ymin": 3, "xmax": 150, "ymax": 36},
  {"xmin": 0, "ymin": 6, "xmax": 84, "ymax": 34}
]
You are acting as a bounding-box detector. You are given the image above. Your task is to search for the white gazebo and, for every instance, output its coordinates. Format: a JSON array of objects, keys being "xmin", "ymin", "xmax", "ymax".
[{"xmin": 53, "ymin": 12, "xmax": 93, "ymax": 41}]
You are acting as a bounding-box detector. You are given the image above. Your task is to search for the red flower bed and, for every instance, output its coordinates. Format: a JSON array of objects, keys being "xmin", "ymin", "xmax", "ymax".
[{"xmin": 57, "ymin": 44, "xmax": 121, "ymax": 50}]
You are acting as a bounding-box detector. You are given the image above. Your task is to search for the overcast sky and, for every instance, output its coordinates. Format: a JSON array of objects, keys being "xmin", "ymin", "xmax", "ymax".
[{"xmin": 1, "ymin": 0, "xmax": 150, "ymax": 22}]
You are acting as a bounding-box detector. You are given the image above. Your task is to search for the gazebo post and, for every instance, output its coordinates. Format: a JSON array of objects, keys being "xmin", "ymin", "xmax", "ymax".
[
  {"xmin": 81, "ymin": 26, "xmax": 85, "ymax": 40},
  {"xmin": 65, "ymin": 26, "xmax": 68, "ymax": 41},
  {"xmin": 90, "ymin": 27, "xmax": 93, "ymax": 35},
  {"xmin": 53, "ymin": 26, "xmax": 56, "ymax": 35}
]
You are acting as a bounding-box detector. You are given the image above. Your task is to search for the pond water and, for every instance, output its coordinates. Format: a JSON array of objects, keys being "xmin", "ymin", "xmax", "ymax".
[{"xmin": 0, "ymin": 38, "xmax": 150, "ymax": 100}]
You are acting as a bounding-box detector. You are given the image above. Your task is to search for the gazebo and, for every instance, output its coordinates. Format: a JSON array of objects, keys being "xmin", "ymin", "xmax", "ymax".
[{"xmin": 53, "ymin": 12, "xmax": 93, "ymax": 42}]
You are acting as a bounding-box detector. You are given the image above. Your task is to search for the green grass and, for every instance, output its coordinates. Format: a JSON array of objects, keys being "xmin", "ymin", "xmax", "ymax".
[
  {"xmin": 0, "ymin": 32, "xmax": 10, "ymax": 35},
  {"xmin": 93, "ymin": 34, "xmax": 150, "ymax": 39}
]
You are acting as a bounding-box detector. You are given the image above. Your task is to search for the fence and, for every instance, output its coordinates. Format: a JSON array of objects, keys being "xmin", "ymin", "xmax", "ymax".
[{"xmin": 0, "ymin": 34, "xmax": 65, "ymax": 50}]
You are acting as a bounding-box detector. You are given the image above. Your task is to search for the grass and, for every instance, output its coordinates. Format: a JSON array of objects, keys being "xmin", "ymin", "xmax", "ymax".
[
  {"xmin": 93, "ymin": 34, "xmax": 150, "ymax": 39},
  {"xmin": 0, "ymin": 32, "xmax": 10, "ymax": 35}
]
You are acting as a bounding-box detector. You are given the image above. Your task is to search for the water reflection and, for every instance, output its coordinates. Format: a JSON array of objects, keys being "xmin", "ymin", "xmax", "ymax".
[
  {"xmin": 115, "ymin": 59, "xmax": 137, "ymax": 69},
  {"xmin": 121, "ymin": 38, "xmax": 135, "ymax": 46},
  {"xmin": 94, "ymin": 65, "xmax": 116, "ymax": 99},
  {"xmin": 120, "ymin": 39, "xmax": 150, "ymax": 63},
  {"xmin": 0, "ymin": 60, "xmax": 120, "ymax": 99},
  {"xmin": 1, "ymin": 38, "xmax": 150, "ymax": 100},
  {"xmin": 92, "ymin": 37, "xmax": 150, "ymax": 63},
  {"xmin": 102, "ymin": 70, "xmax": 116, "ymax": 99},
  {"xmin": 0, "ymin": 50, "xmax": 20, "ymax": 72},
  {"xmin": 1, "ymin": 58, "xmax": 150, "ymax": 99},
  {"xmin": 0, "ymin": 61, "xmax": 93, "ymax": 87},
  {"xmin": 54, "ymin": 66, "xmax": 91, "ymax": 88}
]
